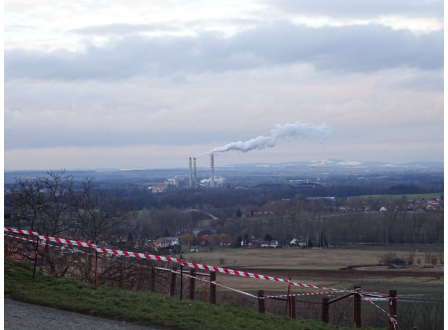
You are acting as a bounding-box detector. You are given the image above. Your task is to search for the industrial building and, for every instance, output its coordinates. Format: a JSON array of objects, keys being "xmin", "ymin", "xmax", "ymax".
[{"xmin": 150, "ymin": 154, "xmax": 224, "ymax": 193}]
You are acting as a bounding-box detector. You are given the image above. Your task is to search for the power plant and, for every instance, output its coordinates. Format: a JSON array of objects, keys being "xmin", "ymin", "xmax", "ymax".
[
  {"xmin": 186, "ymin": 154, "xmax": 223, "ymax": 188},
  {"xmin": 151, "ymin": 155, "xmax": 224, "ymax": 193}
]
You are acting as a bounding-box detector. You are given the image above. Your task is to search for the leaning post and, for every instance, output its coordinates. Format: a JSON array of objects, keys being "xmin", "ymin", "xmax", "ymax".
[{"xmin": 389, "ymin": 290, "xmax": 397, "ymax": 330}]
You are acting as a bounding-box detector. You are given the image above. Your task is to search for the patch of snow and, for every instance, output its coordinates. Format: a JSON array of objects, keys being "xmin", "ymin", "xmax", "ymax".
[{"xmin": 337, "ymin": 161, "xmax": 362, "ymax": 166}]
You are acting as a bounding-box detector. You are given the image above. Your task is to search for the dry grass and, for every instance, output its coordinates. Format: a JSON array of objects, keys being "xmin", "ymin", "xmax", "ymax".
[
  {"xmin": 177, "ymin": 247, "xmax": 444, "ymax": 294},
  {"xmin": 183, "ymin": 247, "xmax": 415, "ymax": 268}
]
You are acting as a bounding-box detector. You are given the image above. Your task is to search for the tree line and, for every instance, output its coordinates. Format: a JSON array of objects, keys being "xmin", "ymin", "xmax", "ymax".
[{"xmin": 4, "ymin": 171, "xmax": 443, "ymax": 249}]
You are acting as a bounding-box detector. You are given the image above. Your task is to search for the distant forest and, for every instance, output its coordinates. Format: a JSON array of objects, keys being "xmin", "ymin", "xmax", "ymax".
[{"xmin": 4, "ymin": 171, "xmax": 444, "ymax": 247}]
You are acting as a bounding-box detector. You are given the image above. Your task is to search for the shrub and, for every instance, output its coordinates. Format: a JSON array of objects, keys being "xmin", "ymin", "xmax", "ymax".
[
  {"xmin": 377, "ymin": 251, "xmax": 397, "ymax": 265},
  {"xmin": 424, "ymin": 251, "xmax": 433, "ymax": 263},
  {"xmin": 407, "ymin": 250, "xmax": 415, "ymax": 266},
  {"xmin": 431, "ymin": 255, "xmax": 438, "ymax": 266}
]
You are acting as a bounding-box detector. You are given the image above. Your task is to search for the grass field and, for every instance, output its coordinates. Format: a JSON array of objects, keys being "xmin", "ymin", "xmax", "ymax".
[
  {"xmin": 182, "ymin": 245, "xmax": 443, "ymax": 269},
  {"xmin": 4, "ymin": 258, "xmax": 383, "ymax": 330},
  {"xmin": 348, "ymin": 192, "xmax": 443, "ymax": 200},
  {"xmin": 176, "ymin": 246, "xmax": 444, "ymax": 297}
]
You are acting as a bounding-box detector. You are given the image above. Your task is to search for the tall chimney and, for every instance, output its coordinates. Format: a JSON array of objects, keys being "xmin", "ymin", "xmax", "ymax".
[
  {"xmin": 193, "ymin": 158, "xmax": 197, "ymax": 187},
  {"xmin": 189, "ymin": 157, "xmax": 193, "ymax": 188},
  {"xmin": 210, "ymin": 154, "xmax": 215, "ymax": 188}
]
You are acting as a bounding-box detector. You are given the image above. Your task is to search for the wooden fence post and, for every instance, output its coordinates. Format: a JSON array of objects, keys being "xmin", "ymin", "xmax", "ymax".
[
  {"xmin": 170, "ymin": 266, "xmax": 178, "ymax": 297},
  {"xmin": 95, "ymin": 250, "xmax": 98, "ymax": 290},
  {"xmin": 258, "ymin": 290, "xmax": 265, "ymax": 313},
  {"xmin": 180, "ymin": 255, "xmax": 183, "ymax": 300},
  {"xmin": 389, "ymin": 290, "xmax": 397, "ymax": 330},
  {"xmin": 150, "ymin": 266, "xmax": 156, "ymax": 292},
  {"xmin": 32, "ymin": 236, "xmax": 39, "ymax": 279},
  {"xmin": 189, "ymin": 269, "xmax": 196, "ymax": 300},
  {"xmin": 135, "ymin": 260, "xmax": 142, "ymax": 291},
  {"xmin": 322, "ymin": 297, "xmax": 329, "ymax": 323},
  {"xmin": 6, "ymin": 241, "xmax": 10, "ymax": 258},
  {"xmin": 354, "ymin": 286, "xmax": 362, "ymax": 328},
  {"xmin": 210, "ymin": 271, "xmax": 216, "ymax": 304}
]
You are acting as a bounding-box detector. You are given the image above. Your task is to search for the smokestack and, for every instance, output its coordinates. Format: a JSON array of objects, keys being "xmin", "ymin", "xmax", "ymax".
[
  {"xmin": 189, "ymin": 157, "xmax": 193, "ymax": 188},
  {"xmin": 193, "ymin": 158, "xmax": 197, "ymax": 187},
  {"xmin": 210, "ymin": 154, "xmax": 215, "ymax": 188}
]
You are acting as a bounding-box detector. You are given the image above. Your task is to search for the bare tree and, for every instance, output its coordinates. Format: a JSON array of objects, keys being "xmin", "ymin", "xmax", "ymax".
[
  {"xmin": 73, "ymin": 177, "xmax": 134, "ymax": 242},
  {"xmin": 6, "ymin": 170, "xmax": 77, "ymax": 236}
]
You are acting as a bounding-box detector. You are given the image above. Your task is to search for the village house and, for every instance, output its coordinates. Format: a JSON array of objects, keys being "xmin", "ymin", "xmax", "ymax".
[
  {"xmin": 254, "ymin": 240, "xmax": 279, "ymax": 248},
  {"xmin": 153, "ymin": 237, "xmax": 179, "ymax": 249}
]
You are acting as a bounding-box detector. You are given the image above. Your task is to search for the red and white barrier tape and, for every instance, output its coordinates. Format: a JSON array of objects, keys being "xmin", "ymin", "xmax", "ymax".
[
  {"xmin": 4, "ymin": 227, "xmax": 344, "ymax": 291},
  {"xmin": 4, "ymin": 228, "xmax": 39, "ymax": 236},
  {"xmin": 5, "ymin": 233, "xmax": 61, "ymax": 250},
  {"xmin": 5, "ymin": 233, "xmax": 88, "ymax": 254},
  {"xmin": 5, "ymin": 227, "xmax": 98, "ymax": 249},
  {"xmin": 356, "ymin": 290, "xmax": 397, "ymax": 329},
  {"xmin": 265, "ymin": 290, "xmax": 347, "ymax": 299},
  {"xmin": 5, "ymin": 227, "xmax": 397, "ymax": 326},
  {"xmin": 173, "ymin": 270, "xmax": 260, "ymax": 299}
]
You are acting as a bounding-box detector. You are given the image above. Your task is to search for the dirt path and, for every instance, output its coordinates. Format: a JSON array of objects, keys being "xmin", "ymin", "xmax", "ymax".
[{"xmin": 4, "ymin": 296, "xmax": 165, "ymax": 330}]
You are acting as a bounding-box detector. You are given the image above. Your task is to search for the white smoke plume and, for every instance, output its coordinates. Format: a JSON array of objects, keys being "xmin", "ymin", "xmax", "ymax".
[{"xmin": 202, "ymin": 121, "xmax": 332, "ymax": 156}]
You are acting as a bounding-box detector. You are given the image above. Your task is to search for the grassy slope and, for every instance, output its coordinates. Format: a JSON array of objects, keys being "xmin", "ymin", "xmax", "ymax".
[{"xmin": 4, "ymin": 258, "xmax": 383, "ymax": 330}]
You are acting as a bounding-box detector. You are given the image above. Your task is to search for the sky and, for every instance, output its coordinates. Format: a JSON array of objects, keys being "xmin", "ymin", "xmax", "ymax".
[{"xmin": 4, "ymin": 0, "xmax": 444, "ymax": 170}]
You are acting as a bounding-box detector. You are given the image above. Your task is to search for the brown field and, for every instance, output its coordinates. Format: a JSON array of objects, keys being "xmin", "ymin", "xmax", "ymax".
[{"xmin": 178, "ymin": 247, "xmax": 444, "ymax": 298}]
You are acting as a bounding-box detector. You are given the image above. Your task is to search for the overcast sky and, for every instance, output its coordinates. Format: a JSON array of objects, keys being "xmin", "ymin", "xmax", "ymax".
[{"xmin": 4, "ymin": 0, "xmax": 444, "ymax": 170}]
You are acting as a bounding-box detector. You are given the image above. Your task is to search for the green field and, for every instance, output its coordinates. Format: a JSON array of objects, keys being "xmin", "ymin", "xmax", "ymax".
[
  {"xmin": 4, "ymin": 258, "xmax": 382, "ymax": 330},
  {"xmin": 349, "ymin": 192, "xmax": 443, "ymax": 200}
]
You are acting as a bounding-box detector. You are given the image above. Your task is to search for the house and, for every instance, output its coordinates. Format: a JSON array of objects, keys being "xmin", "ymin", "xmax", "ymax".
[
  {"xmin": 269, "ymin": 240, "xmax": 279, "ymax": 248},
  {"xmin": 153, "ymin": 237, "xmax": 179, "ymax": 248},
  {"xmin": 254, "ymin": 240, "xmax": 279, "ymax": 248},
  {"xmin": 254, "ymin": 240, "xmax": 270, "ymax": 248},
  {"xmin": 290, "ymin": 236, "xmax": 307, "ymax": 248},
  {"xmin": 152, "ymin": 184, "xmax": 166, "ymax": 193}
]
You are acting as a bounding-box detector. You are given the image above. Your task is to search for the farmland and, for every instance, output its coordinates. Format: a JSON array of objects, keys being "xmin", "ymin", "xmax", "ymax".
[{"xmin": 179, "ymin": 246, "xmax": 444, "ymax": 297}]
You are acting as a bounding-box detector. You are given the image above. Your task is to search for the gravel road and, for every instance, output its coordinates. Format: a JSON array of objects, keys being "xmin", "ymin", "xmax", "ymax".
[{"xmin": 4, "ymin": 296, "xmax": 165, "ymax": 330}]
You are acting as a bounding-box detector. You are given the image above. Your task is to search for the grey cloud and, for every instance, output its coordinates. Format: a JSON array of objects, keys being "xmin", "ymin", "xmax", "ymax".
[
  {"xmin": 5, "ymin": 23, "xmax": 443, "ymax": 81},
  {"xmin": 266, "ymin": 0, "xmax": 444, "ymax": 20}
]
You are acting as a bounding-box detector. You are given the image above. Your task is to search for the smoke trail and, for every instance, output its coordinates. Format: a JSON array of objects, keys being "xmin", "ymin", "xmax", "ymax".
[{"xmin": 202, "ymin": 121, "xmax": 332, "ymax": 155}]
